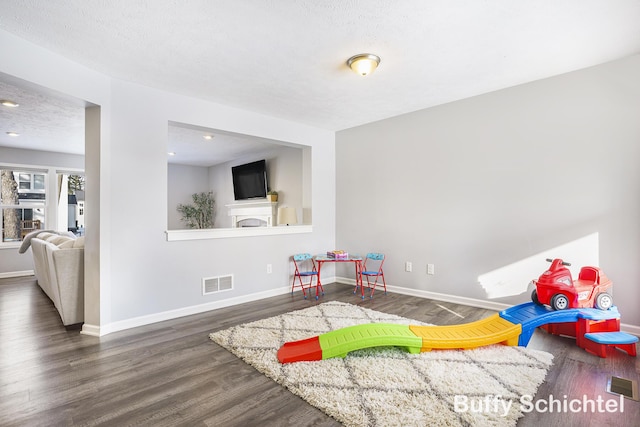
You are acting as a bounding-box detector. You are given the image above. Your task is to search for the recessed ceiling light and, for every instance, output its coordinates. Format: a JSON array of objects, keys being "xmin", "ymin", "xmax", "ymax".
[
  {"xmin": 6, "ymin": 131, "xmax": 20, "ymax": 137},
  {"xmin": 203, "ymin": 135, "xmax": 213, "ymax": 140},
  {"xmin": 168, "ymin": 152, "xmax": 176, "ymax": 156},
  {"xmin": 1, "ymin": 100, "xmax": 19, "ymax": 107}
]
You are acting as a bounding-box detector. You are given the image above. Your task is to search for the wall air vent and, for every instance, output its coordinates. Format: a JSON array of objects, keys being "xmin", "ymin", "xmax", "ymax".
[{"xmin": 202, "ymin": 275, "xmax": 233, "ymax": 295}]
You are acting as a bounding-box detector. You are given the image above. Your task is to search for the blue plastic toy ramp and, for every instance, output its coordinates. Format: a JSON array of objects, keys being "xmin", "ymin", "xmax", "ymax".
[{"xmin": 499, "ymin": 302, "xmax": 621, "ymax": 346}]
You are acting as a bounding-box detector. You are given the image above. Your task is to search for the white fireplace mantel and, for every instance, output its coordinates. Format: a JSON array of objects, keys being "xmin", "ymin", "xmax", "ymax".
[{"xmin": 226, "ymin": 201, "xmax": 277, "ymax": 228}]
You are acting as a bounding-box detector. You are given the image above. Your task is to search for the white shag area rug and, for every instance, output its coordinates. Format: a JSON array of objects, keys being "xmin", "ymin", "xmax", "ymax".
[{"xmin": 209, "ymin": 301, "xmax": 553, "ymax": 427}]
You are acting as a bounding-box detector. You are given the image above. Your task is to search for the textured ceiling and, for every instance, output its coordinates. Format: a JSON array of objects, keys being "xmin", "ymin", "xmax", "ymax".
[
  {"xmin": 1, "ymin": 0, "xmax": 640, "ymax": 160},
  {"xmin": 0, "ymin": 78, "xmax": 86, "ymax": 155}
]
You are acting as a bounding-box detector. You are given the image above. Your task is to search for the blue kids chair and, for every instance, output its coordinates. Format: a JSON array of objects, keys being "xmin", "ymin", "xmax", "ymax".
[
  {"xmin": 361, "ymin": 253, "xmax": 386, "ymax": 298},
  {"xmin": 291, "ymin": 253, "xmax": 323, "ymax": 299}
]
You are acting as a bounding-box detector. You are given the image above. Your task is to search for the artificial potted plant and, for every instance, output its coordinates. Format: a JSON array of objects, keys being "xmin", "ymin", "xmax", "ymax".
[
  {"xmin": 177, "ymin": 191, "xmax": 215, "ymax": 229},
  {"xmin": 267, "ymin": 190, "xmax": 278, "ymax": 202}
]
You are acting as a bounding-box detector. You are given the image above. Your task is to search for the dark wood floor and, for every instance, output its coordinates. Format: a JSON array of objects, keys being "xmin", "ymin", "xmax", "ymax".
[{"xmin": 0, "ymin": 276, "xmax": 637, "ymax": 427}]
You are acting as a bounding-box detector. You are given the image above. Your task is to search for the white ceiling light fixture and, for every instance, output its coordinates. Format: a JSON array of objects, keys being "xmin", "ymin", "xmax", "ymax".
[
  {"xmin": 347, "ymin": 53, "xmax": 381, "ymax": 76},
  {"xmin": 1, "ymin": 99, "xmax": 19, "ymax": 107},
  {"xmin": 6, "ymin": 131, "xmax": 20, "ymax": 136},
  {"xmin": 203, "ymin": 135, "xmax": 213, "ymax": 140},
  {"xmin": 168, "ymin": 151, "xmax": 176, "ymax": 156}
]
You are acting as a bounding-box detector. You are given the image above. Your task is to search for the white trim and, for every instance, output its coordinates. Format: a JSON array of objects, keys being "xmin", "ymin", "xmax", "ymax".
[
  {"xmin": 80, "ymin": 324, "xmax": 101, "ymax": 337},
  {"xmin": 0, "ymin": 270, "xmax": 34, "ymax": 279},
  {"xmin": 165, "ymin": 224, "xmax": 312, "ymax": 241},
  {"xmin": 0, "ymin": 242, "xmax": 22, "ymax": 249},
  {"xmin": 621, "ymin": 323, "xmax": 640, "ymax": 337},
  {"xmin": 83, "ymin": 285, "xmax": 295, "ymax": 336},
  {"xmin": 388, "ymin": 285, "xmax": 512, "ymax": 312},
  {"xmin": 0, "ymin": 163, "xmax": 49, "ymax": 172},
  {"xmin": 336, "ymin": 276, "xmax": 511, "ymax": 311}
]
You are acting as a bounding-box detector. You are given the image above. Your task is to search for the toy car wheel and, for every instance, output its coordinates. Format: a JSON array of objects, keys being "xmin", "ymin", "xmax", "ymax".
[
  {"xmin": 531, "ymin": 289, "xmax": 541, "ymax": 305},
  {"xmin": 595, "ymin": 292, "xmax": 613, "ymax": 310},
  {"xmin": 551, "ymin": 293, "xmax": 569, "ymax": 310}
]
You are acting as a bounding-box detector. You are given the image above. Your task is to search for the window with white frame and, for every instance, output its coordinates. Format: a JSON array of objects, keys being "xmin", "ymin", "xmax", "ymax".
[
  {"xmin": 1, "ymin": 168, "xmax": 47, "ymax": 242},
  {"xmin": 1, "ymin": 167, "xmax": 85, "ymax": 243}
]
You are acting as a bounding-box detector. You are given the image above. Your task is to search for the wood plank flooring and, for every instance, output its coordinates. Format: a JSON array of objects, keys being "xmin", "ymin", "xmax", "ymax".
[{"xmin": 0, "ymin": 276, "xmax": 637, "ymax": 426}]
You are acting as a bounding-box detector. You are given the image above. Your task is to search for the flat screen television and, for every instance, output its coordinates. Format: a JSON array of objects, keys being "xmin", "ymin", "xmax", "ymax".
[{"xmin": 232, "ymin": 159, "xmax": 268, "ymax": 200}]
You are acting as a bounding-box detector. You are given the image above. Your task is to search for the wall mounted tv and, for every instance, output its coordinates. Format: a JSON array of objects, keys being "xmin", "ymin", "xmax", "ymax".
[{"xmin": 232, "ymin": 159, "xmax": 268, "ymax": 200}]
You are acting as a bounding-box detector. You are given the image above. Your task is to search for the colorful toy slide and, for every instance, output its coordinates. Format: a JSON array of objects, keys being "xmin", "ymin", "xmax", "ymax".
[{"xmin": 277, "ymin": 302, "xmax": 637, "ymax": 363}]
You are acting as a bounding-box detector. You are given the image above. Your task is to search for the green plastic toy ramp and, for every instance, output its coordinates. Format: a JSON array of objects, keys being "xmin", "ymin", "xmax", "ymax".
[{"xmin": 318, "ymin": 323, "xmax": 422, "ymax": 360}]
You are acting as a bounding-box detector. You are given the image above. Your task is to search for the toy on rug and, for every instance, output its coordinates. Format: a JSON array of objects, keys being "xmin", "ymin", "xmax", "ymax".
[{"xmin": 277, "ymin": 259, "xmax": 637, "ymax": 363}]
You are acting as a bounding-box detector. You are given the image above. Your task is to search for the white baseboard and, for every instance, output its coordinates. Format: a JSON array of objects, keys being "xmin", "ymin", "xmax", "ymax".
[
  {"xmin": 337, "ymin": 276, "xmax": 512, "ymax": 312},
  {"xmin": 337, "ymin": 277, "xmax": 640, "ymax": 335},
  {"xmin": 0, "ymin": 270, "xmax": 34, "ymax": 279},
  {"xmin": 83, "ymin": 285, "xmax": 296, "ymax": 336},
  {"xmin": 80, "ymin": 324, "xmax": 101, "ymax": 337},
  {"xmin": 81, "ymin": 276, "xmax": 640, "ymax": 337},
  {"xmin": 621, "ymin": 323, "xmax": 640, "ymax": 336}
]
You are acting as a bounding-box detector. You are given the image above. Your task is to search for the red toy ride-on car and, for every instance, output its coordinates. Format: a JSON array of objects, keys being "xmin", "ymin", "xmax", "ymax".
[{"xmin": 531, "ymin": 258, "xmax": 613, "ymax": 311}]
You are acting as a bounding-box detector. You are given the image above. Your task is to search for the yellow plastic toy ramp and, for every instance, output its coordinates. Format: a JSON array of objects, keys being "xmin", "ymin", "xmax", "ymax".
[
  {"xmin": 318, "ymin": 323, "xmax": 423, "ymax": 359},
  {"xmin": 409, "ymin": 313, "xmax": 521, "ymax": 351}
]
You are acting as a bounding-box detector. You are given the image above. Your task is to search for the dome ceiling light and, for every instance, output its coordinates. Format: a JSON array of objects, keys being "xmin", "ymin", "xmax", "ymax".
[{"xmin": 346, "ymin": 53, "xmax": 381, "ymax": 76}]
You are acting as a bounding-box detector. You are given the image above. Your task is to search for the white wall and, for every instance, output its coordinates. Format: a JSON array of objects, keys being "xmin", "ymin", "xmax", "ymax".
[
  {"xmin": 336, "ymin": 54, "xmax": 640, "ymax": 327},
  {"xmin": 104, "ymin": 79, "xmax": 335, "ymax": 326},
  {"xmin": 1, "ymin": 29, "xmax": 336, "ymax": 333},
  {"xmin": 264, "ymin": 145, "xmax": 304, "ymax": 213},
  {"xmin": 207, "ymin": 162, "xmax": 230, "ymax": 227}
]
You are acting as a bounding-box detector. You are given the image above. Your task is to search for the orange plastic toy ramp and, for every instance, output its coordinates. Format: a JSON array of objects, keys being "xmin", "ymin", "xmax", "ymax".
[{"xmin": 409, "ymin": 313, "xmax": 521, "ymax": 351}]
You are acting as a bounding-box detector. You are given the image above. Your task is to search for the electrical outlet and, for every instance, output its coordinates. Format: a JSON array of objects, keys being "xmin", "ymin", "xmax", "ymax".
[
  {"xmin": 266, "ymin": 264, "xmax": 272, "ymax": 274},
  {"xmin": 427, "ymin": 264, "xmax": 435, "ymax": 275},
  {"xmin": 405, "ymin": 261, "xmax": 412, "ymax": 272}
]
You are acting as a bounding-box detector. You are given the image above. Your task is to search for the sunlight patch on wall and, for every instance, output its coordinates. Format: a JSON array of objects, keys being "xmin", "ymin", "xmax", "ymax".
[{"xmin": 477, "ymin": 233, "xmax": 599, "ymax": 299}]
